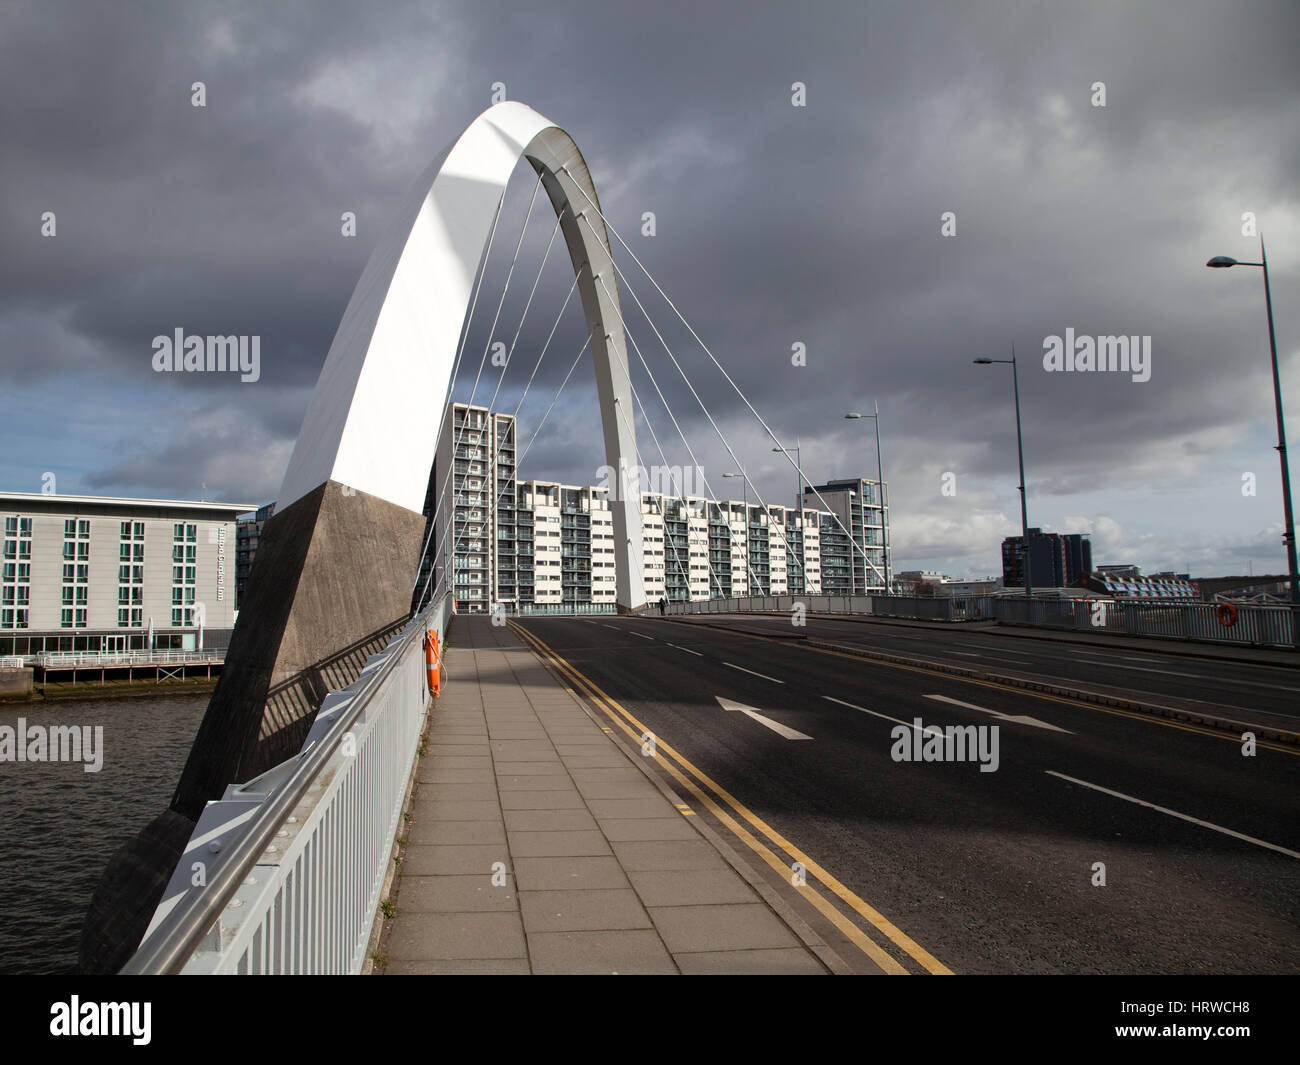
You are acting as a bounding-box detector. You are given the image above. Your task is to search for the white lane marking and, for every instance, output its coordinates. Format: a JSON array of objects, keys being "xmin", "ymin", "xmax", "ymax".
[
  {"xmin": 1045, "ymin": 771, "xmax": 1300, "ymax": 860},
  {"xmin": 666, "ymin": 643, "xmax": 704, "ymax": 656},
  {"xmin": 823, "ymin": 695, "xmax": 946, "ymax": 738},
  {"xmin": 1068, "ymin": 648, "xmax": 1177, "ymax": 666},
  {"xmin": 948, "ymin": 651, "xmax": 981, "ymax": 657},
  {"xmin": 1096, "ymin": 661, "xmax": 1300, "ymax": 693},
  {"xmin": 924, "ymin": 693, "xmax": 1073, "ymax": 733},
  {"xmin": 598, "ymin": 623, "xmax": 622, "ymax": 631},
  {"xmin": 716, "ymin": 696, "xmax": 812, "ymax": 740},
  {"xmin": 628, "ymin": 631, "xmax": 655, "ymax": 641},
  {"xmin": 723, "ymin": 662, "xmax": 785, "ymax": 684}
]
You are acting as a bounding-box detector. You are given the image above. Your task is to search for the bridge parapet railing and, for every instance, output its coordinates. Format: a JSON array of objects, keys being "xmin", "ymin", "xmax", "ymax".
[
  {"xmin": 123, "ymin": 595, "xmax": 451, "ymax": 974},
  {"xmin": 660, "ymin": 593, "xmax": 1294, "ymax": 648}
]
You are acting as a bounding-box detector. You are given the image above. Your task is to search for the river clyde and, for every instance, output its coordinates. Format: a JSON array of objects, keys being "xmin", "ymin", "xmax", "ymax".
[{"xmin": 0, "ymin": 692, "xmax": 209, "ymax": 975}]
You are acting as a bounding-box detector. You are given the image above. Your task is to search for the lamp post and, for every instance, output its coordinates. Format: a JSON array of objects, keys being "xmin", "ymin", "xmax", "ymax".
[
  {"xmin": 844, "ymin": 405, "xmax": 889, "ymax": 593},
  {"xmin": 723, "ymin": 472, "xmax": 762, "ymax": 596},
  {"xmin": 1208, "ymin": 237, "xmax": 1299, "ymax": 647},
  {"xmin": 974, "ymin": 350, "xmax": 1032, "ymax": 599}
]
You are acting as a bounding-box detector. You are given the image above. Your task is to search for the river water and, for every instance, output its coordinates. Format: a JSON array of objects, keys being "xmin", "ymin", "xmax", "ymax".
[{"xmin": 0, "ymin": 692, "xmax": 209, "ymax": 975}]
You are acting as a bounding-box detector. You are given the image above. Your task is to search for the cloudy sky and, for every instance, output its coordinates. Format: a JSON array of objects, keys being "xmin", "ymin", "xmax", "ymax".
[{"xmin": 2, "ymin": 0, "xmax": 1297, "ymax": 580}]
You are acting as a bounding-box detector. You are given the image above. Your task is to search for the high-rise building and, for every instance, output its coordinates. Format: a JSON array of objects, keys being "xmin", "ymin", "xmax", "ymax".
[
  {"xmin": 1001, "ymin": 528, "xmax": 1092, "ymax": 588},
  {"xmin": 417, "ymin": 403, "xmax": 518, "ymax": 613},
  {"xmin": 803, "ymin": 478, "xmax": 890, "ymax": 592},
  {"xmin": 423, "ymin": 403, "xmax": 891, "ymax": 610}
]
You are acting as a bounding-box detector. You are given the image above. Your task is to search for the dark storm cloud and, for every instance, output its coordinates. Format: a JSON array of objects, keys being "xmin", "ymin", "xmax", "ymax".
[{"xmin": 1, "ymin": 0, "xmax": 1297, "ymax": 573}]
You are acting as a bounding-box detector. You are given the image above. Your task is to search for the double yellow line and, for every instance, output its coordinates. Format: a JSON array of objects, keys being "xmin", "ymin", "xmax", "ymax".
[{"xmin": 508, "ymin": 619, "xmax": 952, "ymax": 975}]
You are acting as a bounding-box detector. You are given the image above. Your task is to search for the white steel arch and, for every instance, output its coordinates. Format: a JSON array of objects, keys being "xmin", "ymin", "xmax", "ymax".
[{"xmin": 278, "ymin": 102, "xmax": 646, "ymax": 609}]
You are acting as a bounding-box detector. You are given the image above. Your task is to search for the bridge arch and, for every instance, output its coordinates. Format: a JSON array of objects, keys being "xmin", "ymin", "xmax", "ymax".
[{"xmin": 278, "ymin": 101, "xmax": 645, "ymax": 610}]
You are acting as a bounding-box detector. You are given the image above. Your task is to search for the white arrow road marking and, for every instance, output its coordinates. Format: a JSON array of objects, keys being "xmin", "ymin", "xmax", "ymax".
[
  {"xmin": 823, "ymin": 696, "xmax": 947, "ymax": 738},
  {"xmin": 723, "ymin": 662, "xmax": 785, "ymax": 684},
  {"xmin": 716, "ymin": 696, "xmax": 812, "ymax": 740},
  {"xmin": 1046, "ymin": 771, "xmax": 1300, "ymax": 860},
  {"xmin": 924, "ymin": 693, "xmax": 1073, "ymax": 733}
]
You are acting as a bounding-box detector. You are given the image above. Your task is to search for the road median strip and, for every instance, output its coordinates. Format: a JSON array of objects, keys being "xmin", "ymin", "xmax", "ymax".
[{"xmin": 650, "ymin": 616, "xmax": 1297, "ymax": 747}]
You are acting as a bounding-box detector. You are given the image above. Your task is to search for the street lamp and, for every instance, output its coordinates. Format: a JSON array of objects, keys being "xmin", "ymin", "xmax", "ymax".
[
  {"xmin": 723, "ymin": 472, "xmax": 762, "ymax": 595},
  {"xmin": 844, "ymin": 405, "xmax": 889, "ymax": 593},
  {"xmin": 1208, "ymin": 237, "xmax": 1299, "ymax": 647},
  {"xmin": 975, "ymin": 350, "xmax": 1032, "ymax": 599}
]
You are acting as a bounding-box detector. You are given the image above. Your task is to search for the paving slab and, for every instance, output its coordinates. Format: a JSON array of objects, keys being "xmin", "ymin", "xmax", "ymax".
[{"xmin": 381, "ymin": 615, "xmax": 835, "ymax": 975}]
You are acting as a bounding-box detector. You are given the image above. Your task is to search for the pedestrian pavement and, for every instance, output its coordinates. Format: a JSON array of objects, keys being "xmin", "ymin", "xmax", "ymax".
[{"xmin": 379, "ymin": 614, "xmax": 837, "ymax": 974}]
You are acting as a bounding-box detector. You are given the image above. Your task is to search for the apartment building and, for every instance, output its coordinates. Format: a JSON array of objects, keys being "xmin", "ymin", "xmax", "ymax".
[
  {"xmin": 804, "ymin": 478, "xmax": 890, "ymax": 592},
  {"xmin": 0, "ymin": 491, "xmax": 254, "ymax": 654},
  {"xmin": 422, "ymin": 403, "xmax": 889, "ymax": 611}
]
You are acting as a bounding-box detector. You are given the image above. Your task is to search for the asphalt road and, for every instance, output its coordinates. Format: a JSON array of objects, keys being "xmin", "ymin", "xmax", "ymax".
[
  {"xmin": 513, "ymin": 613, "xmax": 1300, "ymax": 975},
  {"xmin": 672, "ymin": 613, "xmax": 1300, "ymax": 731}
]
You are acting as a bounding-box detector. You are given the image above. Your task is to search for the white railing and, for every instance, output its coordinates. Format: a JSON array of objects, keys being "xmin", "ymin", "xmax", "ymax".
[
  {"xmin": 0, "ymin": 655, "xmax": 24, "ymax": 669},
  {"xmin": 36, "ymin": 650, "xmax": 224, "ymax": 667},
  {"xmin": 123, "ymin": 595, "xmax": 450, "ymax": 974}
]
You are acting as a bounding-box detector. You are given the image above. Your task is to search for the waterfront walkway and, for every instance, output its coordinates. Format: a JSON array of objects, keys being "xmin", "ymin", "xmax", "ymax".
[{"xmin": 380, "ymin": 616, "xmax": 833, "ymax": 974}]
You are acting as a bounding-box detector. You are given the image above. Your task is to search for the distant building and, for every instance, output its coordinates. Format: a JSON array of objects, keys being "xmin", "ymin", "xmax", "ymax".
[
  {"xmin": 235, "ymin": 501, "xmax": 275, "ymax": 608},
  {"xmin": 936, "ymin": 577, "xmax": 1003, "ymax": 597},
  {"xmin": 1, "ymin": 491, "xmax": 255, "ymax": 655},
  {"xmin": 803, "ymin": 478, "xmax": 890, "ymax": 593},
  {"xmin": 1087, "ymin": 567, "xmax": 1197, "ymax": 601},
  {"xmin": 1002, "ymin": 528, "xmax": 1092, "ymax": 589},
  {"xmin": 895, "ymin": 570, "xmax": 946, "ymax": 595}
]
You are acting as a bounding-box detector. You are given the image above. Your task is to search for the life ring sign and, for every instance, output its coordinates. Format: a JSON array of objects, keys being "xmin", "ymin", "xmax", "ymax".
[{"xmin": 1216, "ymin": 602, "xmax": 1238, "ymax": 628}]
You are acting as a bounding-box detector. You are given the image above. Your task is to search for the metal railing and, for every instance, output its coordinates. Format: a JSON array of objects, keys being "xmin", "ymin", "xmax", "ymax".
[
  {"xmin": 35, "ymin": 650, "xmax": 224, "ymax": 668},
  {"xmin": 512, "ymin": 602, "xmax": 618, "ymax": 616},
  {"xmin": 123, "ymin": 594, "xmax": 451, "ymax": 974}
]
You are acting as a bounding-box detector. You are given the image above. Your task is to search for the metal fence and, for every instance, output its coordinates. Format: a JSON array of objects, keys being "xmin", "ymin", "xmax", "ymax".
[
  {"xmin": 513, "ymin": 602, "xmax": 618, "ymax": 616},
  {"xmin": 35, "ymin": 650, "xmax": 224, "ymax": 668},
  {"xmin": 123, "ymin": 594, "xmax": 451, "ymax": 974},
  {"xmin": 666, "ymin": 594, "xmax": 873, "ymax": 616},
  {"xmin": 662, "ymin": 593, "xmax": 1294, "ymax": 649}
]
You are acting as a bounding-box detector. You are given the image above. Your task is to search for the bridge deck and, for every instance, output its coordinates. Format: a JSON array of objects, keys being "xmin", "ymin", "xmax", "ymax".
[{"xmin": 380, "ymin": 615, "xmax": 838, "ymax": 974}]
